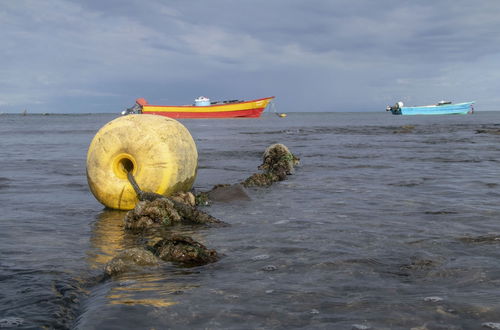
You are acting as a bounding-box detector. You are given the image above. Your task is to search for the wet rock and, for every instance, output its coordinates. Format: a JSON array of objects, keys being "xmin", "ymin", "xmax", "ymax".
[
  {"xmin": 242, "ymin": 143, "xmax": 299, "ymax": 187},
  {"xmin": 260, "ymin": 143, "xmax": 300, "ymax": 175},
  {"xmin": 124, "ymin": 197, "xmax": 224, "ymax": 231},
  {"xmin": 458, "ymin": 234, "xmax": 500, "ymax": 244},
  {"xmin": 424, "ymin": 296, "xmax": 444, "ymax": 302},
  {"xmin": 352, "ymin": 325, "xmax": 371, "ymax": 330},
  {"xmin": 424, "ymin": 210, "xmax": 458, "ymax": 215},
  {"xmin": 194, "ymin": 191, "xmax": 210, "ymax": 206},
  {"xmin": 476, "ymin": 129, "xmax": 500, "ymax": 135},
  {"xmin": 261, "ymin": 265, "xmax": 278, "ymax": 271},
  {"xmin": 124, "ymin": 198, "xmax": 182, "ymax": 231},
  {"xmin": 170, "ymin": 191, "xmax": 196, "ymax": 207},
  {"xmin": 0, "ymin": 317, "xmax": 24, "ymax": 328},
  {"xmin": 104, "ymin": 248, "xmax": 160, "ymax": 276},
  {"xmin": 207, "ymin": 183, "xmax": 251, "ymax": 202},
  {"xmin": 251, "ymin": 254, "xmax": 270, "ymax": 261},
  {"xmin": 435, "ymin": 306, "xmax": 458, "ymax": 317},
  {"xmin": 152, "ymin": 234, "xmax": 219, "ymax": 266},
  {"xmin": 242, "ymin": 173, "xmax": 277, "ymax": 187},
  {"xmin": 169, "ymin": 197, "xmax": 225, "ymax": 226},
  {"xmin": 483, "ymin": 322, "xmax": 500, "ymax": 329}
]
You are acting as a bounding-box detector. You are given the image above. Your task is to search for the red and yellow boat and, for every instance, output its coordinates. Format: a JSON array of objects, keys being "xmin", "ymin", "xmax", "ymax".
[{"xmin": 122, "ymin": 96, "xmax": 275, "ymax": 119}]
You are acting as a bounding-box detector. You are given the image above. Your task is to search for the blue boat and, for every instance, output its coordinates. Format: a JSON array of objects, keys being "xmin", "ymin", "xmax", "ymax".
[{"xmin": 386, "ymin": 101, "xmax": 475, "ymax": 115}]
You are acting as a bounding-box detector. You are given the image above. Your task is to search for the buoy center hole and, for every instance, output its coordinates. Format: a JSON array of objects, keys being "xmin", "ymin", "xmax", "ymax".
[
  {"xmin": 112, "ymin": 154, "xmax": 137, "ymax": 180},
  {"xmin": 119, "ymin": 158, "xmax": 134, "ymax": 174}
]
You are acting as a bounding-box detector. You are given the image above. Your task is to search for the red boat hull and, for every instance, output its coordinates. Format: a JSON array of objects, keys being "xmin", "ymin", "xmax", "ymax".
[
  {"xmin": 144, "ymin": 107, "xmax": 265, "ymax": 119},
  {"xmin": 139, "ymin": 97, "xmax": 274, "ymax": 119}
]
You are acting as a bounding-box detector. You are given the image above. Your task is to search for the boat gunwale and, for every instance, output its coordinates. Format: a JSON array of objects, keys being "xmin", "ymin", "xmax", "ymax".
[
  {"xmin": 142, "ymin": 96, "xmax": 275, "ymax": 109},
  {"xmin": 401, "ymin": 101, "xmax": 474, "ymax": 109}
]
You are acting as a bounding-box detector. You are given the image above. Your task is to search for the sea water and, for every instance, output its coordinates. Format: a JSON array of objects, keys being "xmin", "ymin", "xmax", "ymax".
[{"xmin": 1, "ymin": 112, "xmax": 500, "ymax": 329}]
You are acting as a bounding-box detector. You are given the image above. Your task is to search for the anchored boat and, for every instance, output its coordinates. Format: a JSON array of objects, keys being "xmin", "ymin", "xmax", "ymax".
[
  {"xmin": 123, "ymin": 96, "xmax": 275, "ymax": 118},
  {"xmin": 386, "ymin": 101, "xmax": 474, "ymax": 115}
]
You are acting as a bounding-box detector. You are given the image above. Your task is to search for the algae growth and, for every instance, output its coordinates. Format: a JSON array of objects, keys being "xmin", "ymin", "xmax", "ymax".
[{"xmin": 104, "ymin": 143, "xmax": 299, "ymax": 277}]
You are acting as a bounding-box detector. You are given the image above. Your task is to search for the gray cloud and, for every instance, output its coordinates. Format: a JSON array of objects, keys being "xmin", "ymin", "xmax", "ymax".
[{"xmin": 1, "ymin": 0, "xmax": 499, "ymax": 113}]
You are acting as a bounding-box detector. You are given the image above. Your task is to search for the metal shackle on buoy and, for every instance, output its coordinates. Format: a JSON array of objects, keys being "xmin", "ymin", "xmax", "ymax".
[{"xmin": 86, "ymin": 114, "xmax": 198, "ymax": 210}]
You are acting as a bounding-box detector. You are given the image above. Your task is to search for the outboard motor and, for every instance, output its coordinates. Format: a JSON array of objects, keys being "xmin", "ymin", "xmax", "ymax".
[
  {"xmin": 386, "ymin": 101, "xmax": 404, "ymax": 112},
  {"xmin": 121, "ymin": 102, "xmax": 142, "ymax": 115}
]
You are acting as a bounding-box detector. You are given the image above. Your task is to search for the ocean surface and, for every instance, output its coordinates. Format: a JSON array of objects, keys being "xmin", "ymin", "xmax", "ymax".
[{"xmin": 1, "ymin": 111, "xmax": 500, "ymax": 329}]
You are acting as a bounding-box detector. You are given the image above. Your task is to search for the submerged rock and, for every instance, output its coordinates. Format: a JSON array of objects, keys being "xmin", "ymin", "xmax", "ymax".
[
  {"xmin": 207, "ymin": 183, "xmax": 251, "ymax": 202},
  {"xmin": 398, "ymin": 256, "xmax": 442, "ymax": 277},
  {"xmin": 476, "ymin": 129, "xmax": 500, "ymax": 135},
  {"xmin": 104, "ymin": 248, "xmax": 160, "ymax": 276},
  {"xmin": 152, "ymin": 234, "xmax": 219, "ymax": 266},
  {"xmin": 393, "ymin": 125, "xmax": 415, "ymax": 134},
  {"xmin": 483, "ymin": 322, "xmax": 500, "ymax": 329},
  {"xmin": 400, "ymin": 258, "xmax": 439, "ymax": 271},
  {"xmin": 458, "ymin": 234, "xmax": 500, "ymax": 244}
]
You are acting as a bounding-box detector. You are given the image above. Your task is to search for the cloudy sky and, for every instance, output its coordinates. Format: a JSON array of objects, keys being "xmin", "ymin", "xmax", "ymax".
[{"xmin": 1, "ymin": 0, "xmax": 499, "ymax": 113}]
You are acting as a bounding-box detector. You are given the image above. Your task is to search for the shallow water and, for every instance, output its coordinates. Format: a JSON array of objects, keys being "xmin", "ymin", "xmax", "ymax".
[{"xmin": 2, "ymin": 112, "xmax": 500, "ymax": 329}]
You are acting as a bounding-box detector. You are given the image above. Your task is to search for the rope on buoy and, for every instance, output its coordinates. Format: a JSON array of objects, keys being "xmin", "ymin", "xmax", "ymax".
[{"xmin": 126, "ymin": 171, "xmax": 165, "ymax": 202}]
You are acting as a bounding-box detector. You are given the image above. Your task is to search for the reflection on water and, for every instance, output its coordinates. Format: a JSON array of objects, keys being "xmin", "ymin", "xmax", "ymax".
[
  {"xmin": 84, "ymin": 209, "xmax": 203, "ymax": 310},
  {"xmin": 107, "ymin": 273, "xmax": 200, "ymax": 307},
  {"xmin": 87, "ymin": 210, "xmax": 128, "ymax": 267}
]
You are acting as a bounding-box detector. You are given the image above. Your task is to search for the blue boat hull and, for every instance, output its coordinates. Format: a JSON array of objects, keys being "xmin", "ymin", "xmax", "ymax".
[{"xmin": 390, "ymin": 102, "xmax": 474, "ymax": 115}]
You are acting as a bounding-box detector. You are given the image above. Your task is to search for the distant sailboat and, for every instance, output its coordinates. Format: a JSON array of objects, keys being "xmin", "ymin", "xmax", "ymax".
[{"xmin": 21, "ymin": 109, "xmax": 27, "ymax": 116}]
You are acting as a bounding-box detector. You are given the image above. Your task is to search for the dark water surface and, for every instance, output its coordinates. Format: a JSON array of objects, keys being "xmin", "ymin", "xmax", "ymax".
[{"xmin": 1, "ymin": 112, "xmax": 500, "ymax": 329}]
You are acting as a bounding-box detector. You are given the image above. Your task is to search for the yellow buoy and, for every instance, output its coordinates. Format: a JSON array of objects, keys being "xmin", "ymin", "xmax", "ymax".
[{"xmin": 86, "ymin": 114, "xmax": 198, "ymax": 210}]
